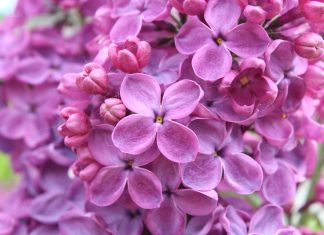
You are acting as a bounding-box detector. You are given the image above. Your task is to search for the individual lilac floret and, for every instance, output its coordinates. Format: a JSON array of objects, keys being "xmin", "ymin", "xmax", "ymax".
[
  {"xmin": 100, "ymin": 98, "xmax": 127, "ymax": 125},
  {"xmin": 145, "ymin": 157, "xmax": 218, "ymax": 235},
  {"xmin": 110, "ymin": 0, "xmax": 169, "ymax": 42},
  {"xmin": 212, "ymin": 58, "xmax": 278, "ymax": 125},
  {"xmin": 294, "ymin": 32, "xmax": 323, "ymax": 60},
  {"xmin": 58, "ymin": 107, "xmax": 92, "ymax": 148},
  {"xmin": 170, "ymin": 0, "xmax": 207, "ymax": 15},
  {"xmin": 109, "ymin": 37, "xmax": 151, "ymax": 73},
  {"xmin": 0, "ymin": 81, "xmax": 60, "ymax": 148},
  {"xmin": 88, "ymin": 125, "xmax": 162, "ymax": 209},
  {"xmin": 112, "ymin": 73, "xmax": 204, "ymax": 163},
  {"xmin": 256, "ymin": 139, "xmax": 316, "ymax": 205},
  {"xmin": 175, "ymin": 0, "xmax": 270, "ymax": 81},
  {"xmin": 181, "ymin": 119, "xmax": 263, "ymax": 194},
  {"xmin": 76, "ymin": 62, "xmax": 109, "ymax": 95}
]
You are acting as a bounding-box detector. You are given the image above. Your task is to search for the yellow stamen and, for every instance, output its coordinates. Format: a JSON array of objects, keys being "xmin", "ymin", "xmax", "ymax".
[
  {"xmin": 216, "ymin": 38, "xmax": 223, "ymax": 45},
  {"xmin": 282, "ymin": 113, "xmax": 288, "ymax": 119},
  {"xmin": 213, "ymin": 152, "xmax": 219, "ymax": 157},
  {"xmin": 155, "ymin": 115, "xmax": 163, "ymax": 124},
  {"xmin": 239, "ymin": 76, "xmax": 249, "ymax": 86},
  {"xmin": 127, "ymin": 160, "xmax": 133, "ymax": 167}
]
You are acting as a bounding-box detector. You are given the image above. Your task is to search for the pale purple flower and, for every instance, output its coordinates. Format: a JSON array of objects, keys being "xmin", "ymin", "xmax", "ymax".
[
  {"xmin": 180, "ymin": 119, "xmax": 263, "ymax": 194},
  {"xmin": 145, "ymin": 157, "xmax": 218, "ymax": 235},
  {"xmin": 88, "ymin": 125, "xmax": 163, "ymax": 208},
  {"xmin": 175, "ymin": 0, "xmax": 270, "ymax": 81},
  {"xmin": 112, "ymin": 73, "xmax": 204, "ymax": 163}
]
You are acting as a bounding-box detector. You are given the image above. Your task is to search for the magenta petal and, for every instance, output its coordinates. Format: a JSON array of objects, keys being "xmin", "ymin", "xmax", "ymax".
[
  {"xmin": 220, "ymin": 206, "xmax": 247, "ymax": 235},
  {"xmin": 192, "ymin": 45, "xmax": 232, "ymax": 81},
  {"xmin": 88, "ymin": 125, "xmax": 123, "ymax": 166},
  {"xmin": 175, "ymin": 16, "xmax": 213, "ymax": 54},
  {"xmin": 30, "ymin": 225, "xmax": 58, "ymax": 235},
  {"xmin": 225, "ymin": 23, "xmax": 270, "ymax": 58},
  {"xmin": 0, "ymin": 213, "xmax": 15, "ymax": 235},
  {"xmin": 59, "ymin": 213, "xmax": 107, "ymax": 235},
  {"xmin": 222, "ymin": 153, "xmax": 263, "ymax": 194},
  {"xmin": 255, "ymin": 115, "xmax": 294, "ymax": 147},
  {"xmin": 189, "ymin": 119, "xmax": 227, "ymax": 155},
  {"xmin": 157, "ymin": 120, "xmax": 198, "ymax": 163},
  {"xmin": 204, "ymin": 0, "xmax": 241, "ymax": 34},
  {"xmin": 16, "ymin": 56, "xmax": 50, "ymax": 85},
  {"xmin": 128, "ymin": 167, "xmax": 163, "ymax": 209},
  {"xmin": 145, "ymin": 198, "xmax": 186, "ymax": 235},
  {"xmin": 110, "ymin": 13, "xmax": 142, "ymax": 42},
  {"xmin": 0, "ymin": 108, "xmax": 27, "ymax": 139},
  {"xmin": 262, "ymin": 163, "xmax": 296, "ymax": 205},
  {"xmin": 249, "ymin": 204, "xmax": 284, "ymax": 235},
  {"xmin": 173, "ymin": 189, "xmax": 218, "ymax": 216},
  {"xmin": 30, "ymin": 193, "xmax": 71, "ymax": 223},
  {"xmin": 120, "ymin": 73, "xmax": 161, "ymax": 116},
  {"xmin": 112, "ymin": 114, "xmax": 157, "ymax": 155},
  {"xmin": 180, "ymin": 154, "xmax": 222, "ymax": 190},
  {"xmin": 162, "ymin": 79, "xmax": 203, "ymax": 120},
  {"xmin": 89, "ymin": 166, "xmax": 128, "ymax": 206}
]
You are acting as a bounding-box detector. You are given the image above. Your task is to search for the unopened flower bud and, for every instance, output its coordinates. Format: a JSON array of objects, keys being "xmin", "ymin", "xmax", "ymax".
[
  {"xmin": 243, "ymin": 5, "xmax": 267, "ymax": 24},
  {"xmin": 109, "ymin": 37, "xmax": 151, "ymax": 73},
  {"xmin": 170, "ymin": 0, "xmax": 207, "ymax": 15},
  {"xmin": 100, "ymin": 98, "xmax": 126, "ymax": 125},
  {"xmin": 76, "ymin": 62, "xmax": 109, "ymax": 95},
  {"xmin": 302, "ymin": 0, "xmax": 324, "ymax": 23},
  {"xmin": 294, "ymin": 32, "xmax": 323, "ymax": 60},
  {"xmin": 58, "ymin": 112, "xmax": 91, "ymax": 147},
  {"xmin": 60, "ymin": 106, "xmax": 80, "ymax": 119}
]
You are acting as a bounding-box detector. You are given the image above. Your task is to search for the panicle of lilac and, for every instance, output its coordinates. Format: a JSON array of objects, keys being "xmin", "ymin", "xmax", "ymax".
[{"xmin": 0, "ymin": 0, "xmax": 324, "ymax": 234}]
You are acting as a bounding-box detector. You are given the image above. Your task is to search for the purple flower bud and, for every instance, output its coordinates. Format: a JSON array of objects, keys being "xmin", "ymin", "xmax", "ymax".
[
  {"xmin": 171, "ymin": 0, "xmax": 207, "ymax": 15},
  {"xmin": 99, "ymin": 98, "xmax": 126, "ymax": 125},
  {"xmin": 294, "ymin": 32, "xmax": 323, "ymax": 60},
  {"xmin": 58, "ymin": 112, "xmax": 91, "ymax": 148},
  {"xmin": 243, "ymin": 5, "xmax": 267, "ymax": 24},
  {"xmin": 76, "ymin": 63, "xmax": 109, "ymax": 95},
  {"xmin": 301, "ymin": 0, "xmax": 324, "ymax": 23},
  {"xmin": 109, "ymin": 37, "xmax": 151, "ymax": 73}
]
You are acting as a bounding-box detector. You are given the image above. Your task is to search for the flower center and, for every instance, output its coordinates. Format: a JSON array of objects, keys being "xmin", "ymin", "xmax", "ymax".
[
  {"xmin": 239, "ymin": 76, "xmax": 249, "ymax": 86},
  {"xmin": 281, "ymin": 113, "xmax": 288, "ymax": 119},
  {"xmin": 216, "ymin": 37, "xmax": 223, "ymax": 45},
  {"xmin": 155, "ymin": 115, "xmax": 163, "ymax": 124}
]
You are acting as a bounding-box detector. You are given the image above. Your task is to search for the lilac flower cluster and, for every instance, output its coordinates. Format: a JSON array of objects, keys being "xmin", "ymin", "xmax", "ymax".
[{"xmin": 0, "ymin": 0, "xmax": 323, "ymax": 234}]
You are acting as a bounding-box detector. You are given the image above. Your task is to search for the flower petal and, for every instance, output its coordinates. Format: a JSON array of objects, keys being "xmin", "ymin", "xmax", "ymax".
[
  {"xmin": 222, "ymin": 153, "xmax": 263, "ymax": 194},
  {"xmin": 120, "ymin": 73, "xmax": 161, "ymax": 116},
  {"xmin": 262, "ymin": 163, "xmax": 296, "ymax": 205},
  {"xmin": 0, "ymin": 213, "xmax": 15, "ymax": 235},
  {"xmin": 30, "ymin": 193, "xmax": 71, "ymax": 224},
  {"xmin": 173, "ymin": 189, "xmax": 218, "ymax": 216},
  {"xmin": 225, "ymin": 23, "xmax": 270, "ymax": 58},
  {"xmin": 157, "ymin": 120, "xmax": 198, "ymax": 163},
  {"xmin": 128, "ymin": 167, "xmax": 163, "ymax": 209},
  {"xmin": 192, "ymin": 45, "xmax": 232, "ymax": 81},
  {"xmin": 255, "ymin": 115, "xmax": 294, "ymax": 147},
  {"xmin": 89, "ymin": 125, "xmax": 123, "ymax": 166},
  {"xmin": 175, "ymin": 16, "xmax": 213, "ymax": 54},
  {"xmin": 249, "ymin": 204, "xmax": 284, "ymax": 235},
  {"xmin": 189, "ymin": 119, "xmax": 227, "ymax": 155},
  {"xmin": 112, "ymin": 114, "xmax": 157, "ymax": 155},
  {"xmin": 162, "ymin": 79, "xmax": 203, "ymax": 120},
  {"xmin": 180, "ymin": 154, "xmax": 222, "ymax": 190},
  {"xmin": 220, "ymin": 206, "xmax": 247, "ymax": 235},
  {"xmin": 204, "ymin": 0, "xmax": 241, "ymax": 34},
  {"xmin": 145, "ymin": 198, "xmax": 186, "ymax": 235},
  {"xmin": 110, "ymin": 13, "xmax": 142, "ymax": 42},
  {"xmin": 89, "ymin": 166, "xmax": 128, "ymax": 206},
  {"xmin": 59, "ymin": 212, "xmax": 107, "ymax": 235}
]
